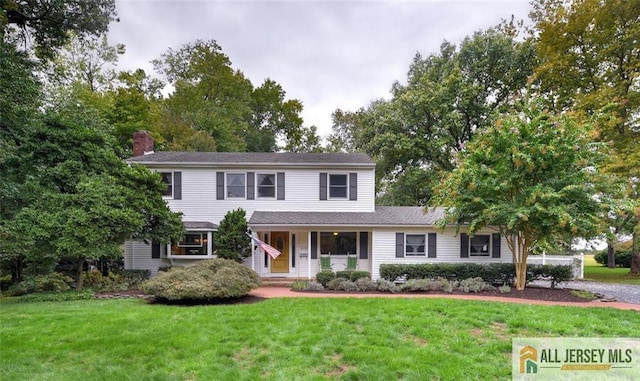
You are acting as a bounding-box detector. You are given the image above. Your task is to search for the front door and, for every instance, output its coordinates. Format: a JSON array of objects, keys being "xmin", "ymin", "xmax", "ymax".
[{"xmin": 270, "ymin": 231, "xmax": 289, "ymax": 273}]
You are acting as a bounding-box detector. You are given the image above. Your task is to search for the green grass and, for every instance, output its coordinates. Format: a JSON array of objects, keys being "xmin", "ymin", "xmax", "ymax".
[
  {"xmin": 582, "ymin": 255, "xmax": 640, "ymax": 285},
  {"xmin": 1, "ymin": 298, "xmax": 638, "ymax": 380}
]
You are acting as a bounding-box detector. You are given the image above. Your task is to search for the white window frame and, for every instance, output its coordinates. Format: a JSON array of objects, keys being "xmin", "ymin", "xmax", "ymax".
[
  {"xmin": 256, "ymin": 173, "xmax": 276, "ymax": 199},
  {"xmin": 160, "ymin": 172, "xmax": 173, "ymax": 198},
  {"xmin": 405, "ymin": 234, "xmax": 426, "ymax": 256},
  {"xmin": 328, "ymin": 173, "xmax": 348, "ymax": 199},
  {"xmin": 226, "ymin": 173, "xmax": 246, "ymax": 199},
  {"xmin": 167, "ymin": 231, "xmax": 214, "ymax": 259},
  {"xmin": 469, "ymin": 234, "xmax": 491, "ymax": 257}
]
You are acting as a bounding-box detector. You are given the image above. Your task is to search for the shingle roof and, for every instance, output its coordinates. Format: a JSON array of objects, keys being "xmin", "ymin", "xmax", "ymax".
[
  {"xmin": 248, "ymin": 206, "xmax": 447, "ymax": 227},
  {"xmin": 127, "ymin": 152, "xmax": 375, "ymax": 166},
  {"xmin": 184, "ymin": 221, "xmax": 218, "ymax": 230}
]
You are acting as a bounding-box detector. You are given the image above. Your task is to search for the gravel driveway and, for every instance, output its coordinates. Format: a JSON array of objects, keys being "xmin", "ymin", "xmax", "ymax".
[{"xmin": 534, "ymin": 280, "xmax": 640, "ymax": 305}]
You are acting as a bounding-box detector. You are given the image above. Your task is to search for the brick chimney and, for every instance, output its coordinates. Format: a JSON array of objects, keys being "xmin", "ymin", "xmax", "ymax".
[{"xmin": 132, "ymin": 131, "xmax": 154, "ymax": 157}]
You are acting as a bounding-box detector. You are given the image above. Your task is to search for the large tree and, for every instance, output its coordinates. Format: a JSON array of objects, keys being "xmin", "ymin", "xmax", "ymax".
[
  {"xmin": 329, "ymin": 28, "xmax": 536, "ymax": 205},
  {"xmin": 531, "ymin": 0, "xmax": 640, "ymax": 273},
  {"xmin": 436, "ymin": 100, "xmax": 603, "ymax": 290}
]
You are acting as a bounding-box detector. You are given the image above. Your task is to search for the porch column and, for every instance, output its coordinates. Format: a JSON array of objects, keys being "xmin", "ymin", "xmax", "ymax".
[{"xmin": 307, "ymin": 231, "xmax": 312, "ymax": 280}]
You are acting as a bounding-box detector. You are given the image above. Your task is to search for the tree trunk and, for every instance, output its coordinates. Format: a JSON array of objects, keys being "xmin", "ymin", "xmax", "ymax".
[
  {"xmin": 631, "ymin": 231, "xmax": 640, "ymax": 276},
  {"xmin": 607, "ymin": 239, "xmax": 616, "ymax": 268},
  {"xmin": 76, "ymin": 257, "xmax": 85, "ymax": 292}
]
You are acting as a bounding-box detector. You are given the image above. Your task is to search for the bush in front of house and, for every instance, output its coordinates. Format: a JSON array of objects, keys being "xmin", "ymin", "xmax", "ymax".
[
  {"xmin": 375, "ymin": 279, "xmax": 399, "ymax": 293},
  {"xmin": 379, "ymin": 263, "xmax": 572, "ymax": 287},
  {"xmin": 315, "ymin": 271, "xmax": 336, "ymax": 287},
  {"xmin": 141, "ymin": 258, "xmax": 261, "ymax": 301},
  {"xmin": 335, "ymin": 270, "xmax": 371, "ymax": 282},
  {"xmin": 594, "ymin": 245, "xmax": 632, "ymax": 268},
  {"xmin": 7, "ymin": 272, "xmax": 73, "ymax": 296}
]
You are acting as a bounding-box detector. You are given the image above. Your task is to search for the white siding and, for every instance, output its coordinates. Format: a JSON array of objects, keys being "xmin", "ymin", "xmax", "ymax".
[
  {"xmin": 124, "ymin": 240, "xmax": 206, "ymax": 276},
  {"xmin": 371, "ymin": 227, "xmax": 511, "ymax": 280},
  {"xmin": 159, "ymin": 167, "xmax": 375, "ymax": 224}
]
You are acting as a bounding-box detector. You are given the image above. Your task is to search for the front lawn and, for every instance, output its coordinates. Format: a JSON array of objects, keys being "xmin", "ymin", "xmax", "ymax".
[
  {"xmin": 1, "ymin": 297, "xmax": 637, "ymax": 380},
  {"xmin": 583, "ymin": 254, "xmax": 640, "ymax": 285}
]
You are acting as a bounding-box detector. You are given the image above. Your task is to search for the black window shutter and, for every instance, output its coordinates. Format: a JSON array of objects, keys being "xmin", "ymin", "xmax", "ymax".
[
  {"xmin": 460, "ymin": 233, "xmax": 469, "ymax": 258},
  {"xmin": 173, "ymin": 172, "xmax": 182, "ymax": 200},
  {"xmin": 492, "ymin": 233, "xmax": 501, "ymax": 258},
  {"xmin": 216, "ymin": 172, "xmax": 224, "ymax": 200},
  {"xmin": 151, "ymin": 241, "xmax": 160, "ymax": 259},
  {"xmin": 359, "ymin": 232, "xmax": 368, "ymax": 259},
  {"xmin": 349, "ymin": 173, "xmax": 357, "ymax": 200},
  {"xmin": 246, "ymin": 172, "xmax": 255, "ymax": 200},
  {"xmin": 291, "ymin": 234, "xmax": 296, "ymax": 268},
  {"xmin": 277, "ymin": 172, "xmax": 285, "ymax": 200},
  {"xmin": 319, "ymin": 173, "xmax": 327, "ymax": 200},
  {"xmin": 428, "ymin": 233, "xmax": 437, "ymax": 258},
  {"xmin": 310, "ymin": 232, "xmax": 318, "ymax": 259},
  {"xmin": 395, "ymin": 233, "xmax": 404, "ymax": 258}
]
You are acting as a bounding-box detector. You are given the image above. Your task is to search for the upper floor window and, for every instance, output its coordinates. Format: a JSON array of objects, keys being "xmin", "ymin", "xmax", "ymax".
[
  {"xmin": 226, "ymin": 173, "xmax": 246, "ymax": 198},
  {"xmin": 329, "ymin": 174, "xmax": 348, "ymax": 198},
  {"xmin": 160, "ymin": 172, "xmax": 173, "ymax": 197},
  {"xmin": 257, "ymin": 173, "xmax": 276, "ymax": 198},
  {"xmin": 405, "ymin": 234, "xmax": 426, "ymax": 256},
  {"xmin": 470, "ymin": 235, "xmax": 490, "ymax": 256}
]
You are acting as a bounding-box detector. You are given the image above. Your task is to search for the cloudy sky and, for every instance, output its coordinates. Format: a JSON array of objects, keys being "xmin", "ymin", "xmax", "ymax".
[{"xmin": 108, "ymin": 0, "xmax": 533, "ymax": 138}]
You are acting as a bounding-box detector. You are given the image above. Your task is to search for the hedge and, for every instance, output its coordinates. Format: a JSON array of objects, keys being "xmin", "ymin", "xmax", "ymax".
[
  {"xmin": 379, "ymin": 263, "xmax": 573, "ymax": 288},
  {"xmin": 594, "ymin": 248, "xmax": 632, "ymax": 268}
]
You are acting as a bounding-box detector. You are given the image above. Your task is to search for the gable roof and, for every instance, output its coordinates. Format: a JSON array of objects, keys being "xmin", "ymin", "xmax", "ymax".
[
  {"xmin": 249, "ymin": 206, "xmax": 446, "ymax": 227},
  {"xmin": 127, "ymin": 152, "xmax": 375, "ymax": 167}
]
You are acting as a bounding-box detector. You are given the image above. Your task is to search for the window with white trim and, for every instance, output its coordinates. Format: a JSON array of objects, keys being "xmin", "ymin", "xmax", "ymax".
[
  {"xmin": 171, "ymin": 232, "xmax": 207, "ymax": 256},
  {"xmin": 469, "ymin": 235, "xmax": 490, "ymax": 256},
  {"xmin": 226, "ymin": 173, "xmax": 246, "ymax": 198},
  {"xmin": 320, "ymin": 232, "xmax": 356, "ymax": 255},
  {"xmin": 257, "ymin": 173, "xmax": 276, "ymax": 198},
  {"xmin": 329, "ymin": 174, "xmax": 348, "ymax": 199},
  {"xmin": 160, "ymin": 172, "xmax": 173, "ymax": 197},
  {"xmin": 405, "ymin": 234, "xmax": 426, "ymax": 256}
]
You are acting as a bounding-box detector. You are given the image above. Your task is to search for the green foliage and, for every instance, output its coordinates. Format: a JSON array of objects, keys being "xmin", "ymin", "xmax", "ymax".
[
  {"xmin": 458, "ymin": 277, "xmax": 494, "ymax": 293},
  {"xmin": 141, "ymin": 259, "xmax": 261, "ymax": 301},
  {"xmin": 335, "ymin": 270, "xmax": 371, "ymax": 282},
  {"xmin": 379, "ymin": 263, "xmax": 573, "ymax": 288},
  {"xmin": 315, "ymin": 271, "xmax": 336, "ymax": 286},
  {"xmin": 7, "ymin": 272, "xmax": 73, "ymax": 296},
  {"xmin": 374, "ymin": 279, "xmax": 399, "ymax": 293},
  {"xmin": 113, "ymin": 269, "xmax": 151, "ymax": 287},
  {"xmin": 354, "ymin": 277, "xmax": 377, "ymax": 292},
  {"xmin": 1, "ymin": 0, "xmax": 118, "ymax": 60},
  {"xmin": 213, "ymin": 209, "xmax": 250, "ymax": 262},
  {"xmin": 14, "ymin": 290, "xmax": 95, "ymax": 303},
  {"xmin": 594, "ymin": 243, "xmax": 633, "ymax": 268},
  {"xmin": 498, "ymin": 284, "xmax": 511, "ymax": 294},
  {"xmin": 82, "ymin": 270, "xmax": 149, "ymax": 292},
  {"xmin": 303, "ymin": 281, "xmax": 325, "ymax": 291}
]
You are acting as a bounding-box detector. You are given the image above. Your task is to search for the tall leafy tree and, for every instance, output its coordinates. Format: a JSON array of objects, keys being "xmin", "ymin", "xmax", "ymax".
[
  {"xmin": 531, "ymin": 0, "xmax": 640, "ymax": 273},
  {"xmin": 329, "ymin": 28, "xmax": 536, "ymax": 205},
  {"xmin": 436, "ymin": 100, "xmax": 603, "ymax": 290},
  {"xmin": 213, "ymin": 209, "xmax": 250, "ymax": 263},
  {"xmin": 1, "ymin": 0, "xmax": 117, "ymax": 59}
]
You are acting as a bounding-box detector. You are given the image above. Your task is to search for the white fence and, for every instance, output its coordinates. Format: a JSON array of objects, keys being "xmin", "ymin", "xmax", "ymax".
[{"xmin": 526, "ymin": 253, "xmax": 584, "ymax": 279}]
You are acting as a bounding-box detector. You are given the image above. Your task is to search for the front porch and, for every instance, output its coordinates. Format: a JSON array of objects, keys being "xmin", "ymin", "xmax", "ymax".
[{"xmin": 249, "ymin": 229, "xmax": 371, "ymax": 279}]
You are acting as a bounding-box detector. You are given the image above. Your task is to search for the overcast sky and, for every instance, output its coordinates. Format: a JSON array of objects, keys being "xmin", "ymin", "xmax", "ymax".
[{"xmin": 108, "ymin": 0, "xmax": 533, "ymax": 138}]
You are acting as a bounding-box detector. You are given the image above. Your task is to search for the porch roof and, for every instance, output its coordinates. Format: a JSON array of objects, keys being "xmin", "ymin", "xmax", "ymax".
[{"xmin": 248, "ymin": 206, "xmax": 446, "ymax": 227}]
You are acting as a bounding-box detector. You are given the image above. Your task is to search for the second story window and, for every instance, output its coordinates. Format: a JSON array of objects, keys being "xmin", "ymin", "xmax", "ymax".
[
  {"xmin": 226, "ymin": 173, "xmax": 246, "ymax": 198},
  {"xmin": 160, "ymin": 172, "xmax": 173, "ymax": 197},
  {"xmin": 329, "ymin": 174, "xmax": 348, "ymax": 198},
  {"xmin": 257, "ymin": 174, "xmax": 276, "ymax": 198}
]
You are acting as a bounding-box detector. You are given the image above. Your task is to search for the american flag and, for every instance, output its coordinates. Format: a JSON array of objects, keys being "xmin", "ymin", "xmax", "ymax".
[{"xmin": 249, "ymin": 235, "xmax": 281, "ymax": 259}]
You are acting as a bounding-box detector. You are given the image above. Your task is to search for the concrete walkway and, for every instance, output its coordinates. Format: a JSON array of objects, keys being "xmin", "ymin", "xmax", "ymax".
[{"xmin": 249, "ymin": 287, "xmax": 640, "ymax": 312}]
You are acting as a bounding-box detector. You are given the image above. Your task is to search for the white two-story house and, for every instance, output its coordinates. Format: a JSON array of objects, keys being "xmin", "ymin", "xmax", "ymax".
[{"xmin": 124, "ymin": 131, "xmax": 512, "ymax": 280}]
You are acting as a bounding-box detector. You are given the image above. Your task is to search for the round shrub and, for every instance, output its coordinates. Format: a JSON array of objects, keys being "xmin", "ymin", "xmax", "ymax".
[
  {"xmin": 316, "ymin": 271, "xmax": 336, "ymax": 287},
  {"xmin": 141, "ymin": 258, "xmax": 261, "ymax": 301},
  {"xmin": 326, "ymin": 277, "xmax": 348, "ymax": 290},
  {"xmin": 303, "ymin": 281, "xmax": 325, "ymax": 291},
  {"xmin": 354, "ymin": 277, "xmax": 376, "ymax": 291},
  {"xmin": 7, "ymin": 272, "xmax": 73, "ymax": 296},
  {"xmin": 375, "ymin": 279, "xmax": 399, "ymax": 293},
  {"xmin": 594, "ymin": 246, "xmax": 632, "ymax": 268}
]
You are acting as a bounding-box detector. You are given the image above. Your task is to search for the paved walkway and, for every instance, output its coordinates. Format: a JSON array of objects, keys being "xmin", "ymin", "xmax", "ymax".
[{"xmin": 249, "ymin": 287, "xmax": 640, "ymax": 311}]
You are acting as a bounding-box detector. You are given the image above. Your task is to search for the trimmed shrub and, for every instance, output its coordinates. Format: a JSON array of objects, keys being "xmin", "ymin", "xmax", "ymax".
[
  {"xmin": 375, "ymin": 279, "xmax": 399, "ymax": 293},
  {"xmin": 304, "ymin": 282, "xmax": 325, "ymax": 291},
  {"xmin": 326, "ymin": 277, "xmax": 348, "ymax": 290},
  {"xmin": 400, "ymin": 279, "xmax": 432, "ymax": 292},
  {"xmin": 335, "ymin": 271, "xmax": 371, "ymax": 282},
  {"xmin": 316, "ymin": 271, "xmax": 336, "ymax": 287},
  {"xmin": 379, "ymin": 263, "xmax": 571, "ymax": 287},
  {"xmin": 141, "ymin": 258, "xmax": 261, "ymax": 300},
  {"xmin": 7, "ymin": 272, "xmax": 73, "ymax": 296},
  {"xmin": 354, "ymin": 277, "xmax": 376, "ymax": 292},
  {"xmin": 594, "ymin": 246, "xmax": 632, "ymax": 268},
  {"xmin": 458, "ymin": 277, "xmax": 494, "ymax": 293},
  {"xmin": 336, "ymin": 280, "xmax": 359, "ymax": 292}
]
